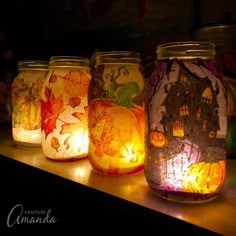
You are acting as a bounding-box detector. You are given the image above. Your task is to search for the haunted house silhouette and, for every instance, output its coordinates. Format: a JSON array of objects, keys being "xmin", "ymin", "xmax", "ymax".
[{"xmin": 159, "ymin": 67, "xmax": 221, "ymax": 149}]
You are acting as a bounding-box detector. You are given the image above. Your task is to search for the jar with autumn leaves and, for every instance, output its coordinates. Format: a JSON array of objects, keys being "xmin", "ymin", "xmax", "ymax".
[
  {"xmin": 11, "ymin": 60, "xmax": 49, "ymax": 148},
  {"xmin": 88, "ymin": 51, "xmax": 145, "ymax": 175},
  {"xmin": 41, "ymin": 56, "xmax": 91, "ymax": 161},
  {"xmin": 144, "ymin": 42, "xmax": 227, "ymax": 203}
]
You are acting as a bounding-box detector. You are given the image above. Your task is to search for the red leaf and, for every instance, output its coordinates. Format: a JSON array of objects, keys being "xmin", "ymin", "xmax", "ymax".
[
  {"xmin": 50, "ymin": 74, "xmax": 57, "ymax": 83},
  {"xmin": 41, "ymin": 87, "xmax": 65, "ymax": 138}
]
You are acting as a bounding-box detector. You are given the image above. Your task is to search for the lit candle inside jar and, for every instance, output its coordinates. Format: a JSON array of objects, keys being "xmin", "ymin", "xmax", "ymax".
[
  {"xmin": 12, "ymin": 127, "xmax": 41, "ymax": 147},
  {"xmin": 66, "ymin": 129, "xmax": 88, "ymax": 154},
  {"xmin": 121, "ymin": 142, "xmax": 142, "ymax": 163},
  {"xmin": 41, "ymin": 56, "xmax": 91, "ymax": 161},
  {"xmin": 11, "ymin": 60, "xmax": 49, "ymax": 148},
  {"xmin": 87, "ymin": 51, "xmax": 145, "ymax": 176},
  {"xmin": 88, "ymin": 98, "xmax": 145, "ymax": 175},
  {"xmin": 144, "ymin": 42, "xmax": 227, "ymax": 203}
]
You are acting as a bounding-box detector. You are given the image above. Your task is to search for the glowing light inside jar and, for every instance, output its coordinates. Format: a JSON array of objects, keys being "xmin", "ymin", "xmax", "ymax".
[
  {"xmin": 67, "ymin": 129, "xmax": 88, "ymax": 154},
  {"xmin": 144, "ymin": 46, "xmax": 227, "ymax": 202},
  {"xmin": 162, "ymin": 154, "xmax": 193, "ymax": 191},
  {"xmin": 41, "ymin": 63, "xmax": 91, "ymax": 160},
  {"xmin": 157, "ymin": 139, "xmax": 200, "ymax": 192},
  {"xmin": 121, "ymin": 143, "xmax": 140, "ymax": 163},
  {"xmin": 13, "ymin": 127, "xmax": 41, "ymax": 144},
  {"xmin": 42, "ymin": 126, "xmax": 88, "ymax": 159},
  {"xmin": 154, "ymin": 142, "xmax": 225, "ymax": 194}
]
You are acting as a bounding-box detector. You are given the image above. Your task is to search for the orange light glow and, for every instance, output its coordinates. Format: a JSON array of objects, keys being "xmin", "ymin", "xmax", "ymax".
[
  {"xmin": 88, "ymin": 99, "xmax": 145, "ymax": 175},
  {"xmin": 120, "ymin": 143, "xmax": 139, "ymax": 163},
  {"xmin": 41, "ymin": 56, "xmax": 91, "ymax": 160},
  {"xmin": 13, "ymin": 127, "xmax": 41, "ymax": 147}
]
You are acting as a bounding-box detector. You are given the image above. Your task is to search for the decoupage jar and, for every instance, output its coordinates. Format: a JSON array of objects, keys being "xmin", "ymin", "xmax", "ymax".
[
  {"xmin": 144, "ymin": 42, "xmax": 227, "ymax": 203},
  {"xmin": 193, "ymin": 24, "xmax": 236, "ymax": 157},
  {"xmin": 11, "ymin": 60, "xmax": 49, "ymax": 148},
  {"xmin": 41, "ymin": 56, "xmax": 91, "ymax": 161},
  {"xmin": 88, "ymin": 51, "xmax": 145, "ymax": 175}
]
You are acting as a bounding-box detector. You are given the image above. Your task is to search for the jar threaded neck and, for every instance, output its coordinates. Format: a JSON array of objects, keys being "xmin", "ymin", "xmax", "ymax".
[{"xmin": 157, "ymin": 41, "xmax": 216, "ymax": 59}]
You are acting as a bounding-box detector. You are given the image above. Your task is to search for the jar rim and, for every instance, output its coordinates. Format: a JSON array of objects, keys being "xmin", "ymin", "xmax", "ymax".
[
  {"xmin": 18, "ymin": 60, "xmax": 49, "ymax": 70},
  {"xmin": 49, "ymin": 56, "xmax": 90, "ymax": 68},
  {"xmin": 50, "ymin": 55, "xmax": 89, "ymax": 61},
  {"xmin": 96, "ymin": 51, "xmax": 141, "ymax": 65},
  {"xmin": 96, "ymin": 51, "xmax": 140, "ymax": 56},
  {"xmin": 157, "ymin": 41, "xmax": 216, "ymax": 59},
  {"xmin": 193, "ymin": 24, "xmax": 236, "ymax": 33}
]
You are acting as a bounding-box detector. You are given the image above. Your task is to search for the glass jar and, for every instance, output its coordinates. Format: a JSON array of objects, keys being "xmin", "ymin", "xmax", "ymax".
[
  {"xmin": 193, "ymin": 24, "xmax": 236, "ymax": 157},
  {"xmin": 11, "ymin": 60, "xmax": 49, "ymax": 148},
  {"xmin": 41, "ymin": 56, "xmax": 91, "ymax": 161},
  {"xmin": 88, "ymin": 51, "xmax": 145, "ymax": 175},
  {"xmin": 144, "ymin": 42, "xmax": 227, "ymax": 203}
]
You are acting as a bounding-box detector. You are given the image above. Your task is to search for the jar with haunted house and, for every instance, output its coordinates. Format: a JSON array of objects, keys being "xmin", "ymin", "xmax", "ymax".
[
  {"xmin": 144, "ymin": 42, "xmax": 227, "ymax": 203},
  {"xmin": 88, "ymin": 51, "xmax": 145, "ymax": 175}
]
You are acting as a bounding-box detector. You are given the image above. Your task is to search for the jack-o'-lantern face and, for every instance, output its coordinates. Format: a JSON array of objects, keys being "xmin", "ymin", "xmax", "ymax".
[
  {"xmin": 182, "ymin": 160, "xmax": 226, "ymax": 194},
  {"xmin": 149, "ymin": 130, "xmax": 168, "ymax": 148}
]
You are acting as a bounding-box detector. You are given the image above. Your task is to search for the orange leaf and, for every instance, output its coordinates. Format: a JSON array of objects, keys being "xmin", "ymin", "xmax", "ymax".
[
  {"xmin": 51, "ymin": 136, "xmax": 60, "ymax": 151},
  {"xmin": 60, "ymin": 108, "xmax": 88, "ymax": 150},
  {"xmin": 62, "ymin": 71, "xmax": 90, "ymax": 97},
  {"xmin": 72, "ymin": 106, "xmax": 88, "ymax": 124}
]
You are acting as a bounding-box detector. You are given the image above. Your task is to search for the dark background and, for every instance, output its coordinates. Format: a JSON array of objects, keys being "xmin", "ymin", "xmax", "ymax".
[
  {"xmin": 0, "ymin": 1, "xmax": 235, "ymax": 233},
  {"xmin": 0, "ymin": 0, "xmax": 236, "ymax": 61},
  {"xmin": 0, "ymin": 0, "xmax": 236, "ymax": 123}
]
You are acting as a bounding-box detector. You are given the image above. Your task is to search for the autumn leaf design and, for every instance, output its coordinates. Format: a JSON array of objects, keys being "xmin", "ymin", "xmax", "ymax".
[
  {"xmin": 72, "ymin": 106, "xmax": 88, "ymax": 124},
  {"xmin": 62, "ymin": 71, "xmax": 90, "ymax": 97},
  {"xmin": 60, "ymin": 123, "xmax": 81, "ymax": 150},
  {"xmin": 60, "ymin": 107, "xmax": 88, "ymax": 150},
  {"xmin": 51, "ymin": 136, "xmax": 60, "ymax": 151},
  {"xmin": 41, "ymin": 87, "xmax": 65, "ymax": 138},
  {"xmin": 50, "ymin": 74, "xmax": 58, "ymax": 83},
  {"xmin": 68, "ymin": 97, "xmax": 81, "ymax": 108}
]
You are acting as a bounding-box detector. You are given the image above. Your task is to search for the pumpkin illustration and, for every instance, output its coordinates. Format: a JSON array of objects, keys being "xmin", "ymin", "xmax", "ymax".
[
  {"xmin": 149, "ymin": 130, "xmax": 168, "ymax": 148},
  {"xmin": 182, "ymin": 159, "xmax": 226, "ymax": 194},
  {"xmin": 14, "ymin": 95, "xmax": 41, "ymax": 130},
  {"xmin": 88, "ymin": 98, "xmax": 145, "ymax": 175},
  {"xmin": 20, "ymin": 98, "xmax": 41, "ymax": 130}
]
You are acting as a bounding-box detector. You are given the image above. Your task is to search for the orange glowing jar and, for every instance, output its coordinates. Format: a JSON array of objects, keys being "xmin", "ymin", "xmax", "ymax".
[
  {"xmin": 41, "ymin": 56, "xmax": 91, "ymax": 161},
  {"xmin": 11, "ymin": 60, "xmax": 49, "ymax": 148},
  {"xmin": 144, "ymin": 42, "xmax": 227, "ymax": 202},
  {"xmin": 88, "ymin": 51, "xmax": 145, "ymax": 175}
]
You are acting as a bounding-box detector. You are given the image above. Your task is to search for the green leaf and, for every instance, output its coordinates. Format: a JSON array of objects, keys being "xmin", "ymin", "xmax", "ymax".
[{"xmin": 113, "ymin": 82, "xmax": 140, "ymax": 108}]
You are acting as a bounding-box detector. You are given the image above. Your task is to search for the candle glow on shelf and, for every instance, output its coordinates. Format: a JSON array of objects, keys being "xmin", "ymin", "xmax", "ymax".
[
  {"xmin": 144, "ymin": 42, "xmax": 227, "ymax": 202},
  {"xmin": 11, "ymin": 60, "xmax": 49, "ymax": 148},
  {"xmin": 41, "ymin": 56, "xmax": 91, "ymax": 161},
  {"xmin": 88, "ymin": 51, "xmax": 145, "ymax": 175}
]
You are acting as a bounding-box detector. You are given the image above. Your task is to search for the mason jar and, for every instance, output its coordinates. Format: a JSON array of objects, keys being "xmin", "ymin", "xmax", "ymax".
[
  {"xmin": 144, "ymin": 42, "xmax": 227, "ymax": 203},
  {"xmin": 41, "ymin": 56, "xmax": 91, "ymax": 161},
  {"xmin": 193, "ymin": 24, "xmax": 236, "ymax": 157},
  {"xmin": 88, "ymin": 51, "xmax": 145, "ymax": 175},
  {"xmin": 11, "ymin": 60, "xmax": 49, "ymax": 148}
]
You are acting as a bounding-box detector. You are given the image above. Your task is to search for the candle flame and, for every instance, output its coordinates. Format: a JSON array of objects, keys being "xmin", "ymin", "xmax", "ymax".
[{"xmin": 121, "ymin": 143, "xmax": 139, "ymax": 163}]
